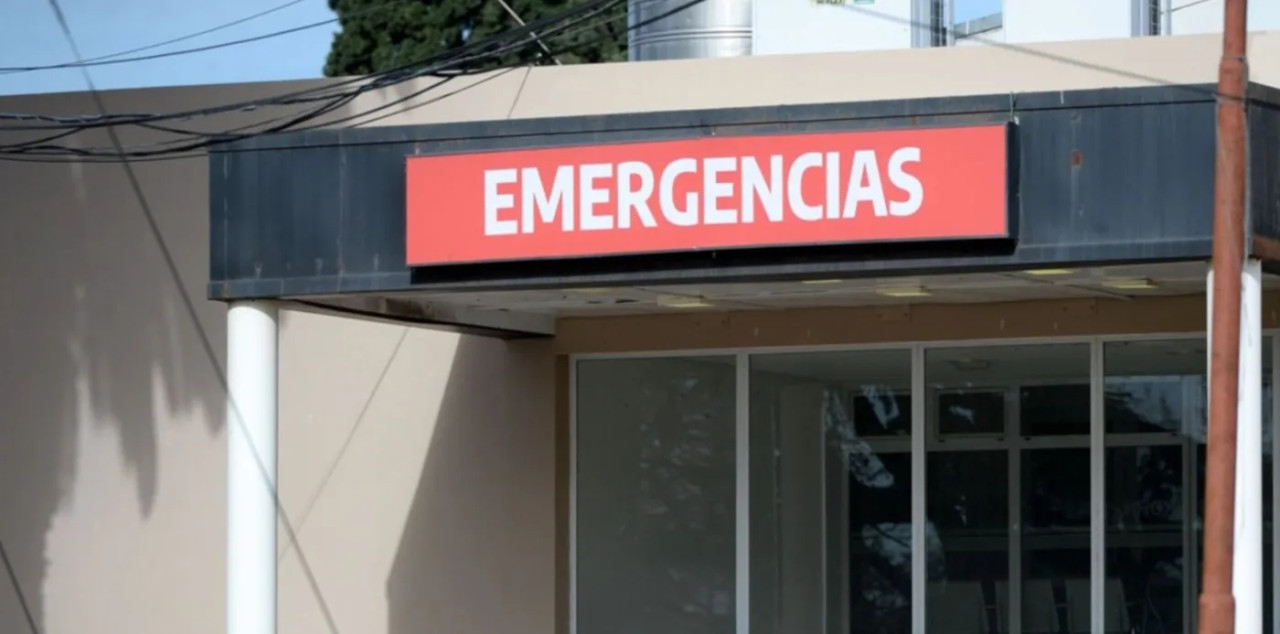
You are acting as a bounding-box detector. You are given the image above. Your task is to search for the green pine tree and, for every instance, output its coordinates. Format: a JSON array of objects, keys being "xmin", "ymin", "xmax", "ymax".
[{"xmin": 323, "ymin": 0, "xmax": 627, "ymax": 76}]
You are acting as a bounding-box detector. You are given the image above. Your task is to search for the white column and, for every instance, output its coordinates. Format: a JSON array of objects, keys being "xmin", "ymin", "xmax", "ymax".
[
  {"xmin": 1235, "ymin": 259, "xmax": 1264, "ymax": 634},
  {"xmin": 226, "ymin": 301, "xmax": 279, "ymax": 634},
  {"xmin": 1273, "ymin": 336, "xmax": 1279, "ymax": 634}
]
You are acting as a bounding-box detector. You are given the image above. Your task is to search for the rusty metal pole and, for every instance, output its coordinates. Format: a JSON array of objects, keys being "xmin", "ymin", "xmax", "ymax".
[{"xmin": 1200, "ymin": 0, "xmax": 1249, "ymax": 632}]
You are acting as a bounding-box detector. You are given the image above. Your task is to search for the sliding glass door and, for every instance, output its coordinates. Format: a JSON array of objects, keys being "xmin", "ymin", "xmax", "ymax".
[
  {"xmin": 572, "ymin": 336, "xmax": 1275, "ymax": 634},
  {"xmin": 924, "ymin": 343, "xmax": 1092, "ymax": 634},
  {"xmin": 748, "ymin": 349, "xmax": 914, "ymax": 634}
]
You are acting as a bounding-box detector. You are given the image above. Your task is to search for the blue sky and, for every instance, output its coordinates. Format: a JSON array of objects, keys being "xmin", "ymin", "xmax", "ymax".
[
  {"xmin": 0, "ymin": 0, "xmax": 339, "ymax": 95},
  {"xmin": 955, "ymin": 0, "xmax": 1002, "ymax": 22},
  {"xmin": 1, "ymin": 0, "xmax": 1004, "ymax": 96}
]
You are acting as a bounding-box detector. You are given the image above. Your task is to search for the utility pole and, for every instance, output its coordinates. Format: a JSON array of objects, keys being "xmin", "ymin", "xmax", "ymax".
[{"xmin": 1200, "ymin": 0, "xmax": 1248, "ymax": 632}]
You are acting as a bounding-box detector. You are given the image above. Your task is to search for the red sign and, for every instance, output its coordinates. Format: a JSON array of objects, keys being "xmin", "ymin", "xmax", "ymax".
[{"xmin": 405, "ymin": 124, "xmax": 1011, "ymax": 266}]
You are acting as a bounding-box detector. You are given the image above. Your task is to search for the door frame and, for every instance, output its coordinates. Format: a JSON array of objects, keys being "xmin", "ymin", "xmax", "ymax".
[{"xmin": 568, "ymin": 331, "xmax": 1280, "ymax": 634}]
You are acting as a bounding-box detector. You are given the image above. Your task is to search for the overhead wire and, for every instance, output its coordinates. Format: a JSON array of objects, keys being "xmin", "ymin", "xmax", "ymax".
[
  {"xmin": 0, "ymin": 2, "xmax": 1241, "ymax": 631},
  {"xmin": 0, "ymin": 0, "xmax": 690, "ymax": 161},
  {"xmin": 19, "ymin": 0, "xmax": 668, "ymax": 627},
  {"xmin": 6, "ymin": 0, "xmax": 1230, "ymax": 164},
  {"xmin": 0, "ymin": 0, "xmax": 308, "ymax": 75},
  {"xmin": 1, "ymin": 0, "xmax": 1227, "ymax": 142},
  {"xmin": 0, "ymin": 0, "xmax": 622, "ymax": 132},
  {"xmin": 42, "ymin": 3, "xmax": 350, "ymax": 633},
  {"xmin": 0, "ymin": 4, "xmax": 711, "ymax": 628},
  {"xmin": 0, "ymin": 0, "xmax": 381, "ymax": 73},
  {"xmin": 0, "ymin": 539, "xmax": 38, "ymax": 634}
]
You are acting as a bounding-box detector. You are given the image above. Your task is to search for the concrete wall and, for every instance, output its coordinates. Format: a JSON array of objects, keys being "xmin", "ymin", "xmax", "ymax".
[
  {"xmin": 0, "ymin": 83, "xmax": 556, "ymax": 634},
  {"xmin": 1003, "ymin": 0, "xmax": 1144, "ymax": 43},
  {"xmin": 1171, "ymin": 0, "xmax": 1280, "ymax": 36},
  {"xmin": 2, "ymin": 29, "xmax": 1280, "ymax": 634}
]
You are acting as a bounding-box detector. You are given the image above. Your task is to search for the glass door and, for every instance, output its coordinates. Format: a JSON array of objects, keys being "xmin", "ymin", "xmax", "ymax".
[
  {"xmin": 924, "ymin": 343, "xmax": 1092, "ymax": 634},
  {"xmin": 749, "ymin": 349, "xmax": 915, "ymax": 634},
  {"xmin": 1104, "ymin": 338, "xmax": 1274, "ymax": 634},
  {"xmin": 583, "ymin": 336, "xmax": 1280, "ymax": 634}
]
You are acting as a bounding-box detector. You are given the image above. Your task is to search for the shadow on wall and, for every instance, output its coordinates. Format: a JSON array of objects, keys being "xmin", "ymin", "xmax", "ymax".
[
  {"xmin": 386, "ymin": 336, "xmax": 556, "ymax": 634},
  {"xmin": 0, "ymin": 154, "xmax": 226, "ymax": 633}
]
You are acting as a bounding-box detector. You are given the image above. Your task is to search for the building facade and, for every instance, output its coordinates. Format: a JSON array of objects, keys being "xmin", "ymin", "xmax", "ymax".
[{"xmin": 3, "ymin": 29, "xmax": 1280, "ymax": 634}]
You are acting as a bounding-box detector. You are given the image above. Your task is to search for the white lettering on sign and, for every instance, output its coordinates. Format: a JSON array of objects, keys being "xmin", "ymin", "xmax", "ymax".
[{"xmin": 481, "ymin": 147, "xmax": 924, "ymax": 236}]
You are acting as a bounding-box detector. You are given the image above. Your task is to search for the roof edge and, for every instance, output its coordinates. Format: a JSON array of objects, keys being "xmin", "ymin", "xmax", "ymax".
[{"xmin": 216, "ymin": 82, "xmax": 1223, "ymax": 154}]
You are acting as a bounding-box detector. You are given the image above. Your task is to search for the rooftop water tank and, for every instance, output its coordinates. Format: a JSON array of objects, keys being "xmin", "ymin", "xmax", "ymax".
[{"xmin": 627, "ymin": 0, "xmax": 753, "ymax": 61}]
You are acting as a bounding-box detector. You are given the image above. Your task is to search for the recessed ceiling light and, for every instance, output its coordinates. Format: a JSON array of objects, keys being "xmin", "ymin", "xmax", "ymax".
[
  {"xmin": 1101, "ymin": 278, "xmax": 1159, "ymax": 290},
  {"xmin": 657, "ymin": 295, "xmax": 714, "ymax": 309},
  {"xmin": 948, "ymin": 358, "xmax": 992, "ymax": 371},
  {"xmin": 1023, "ymin": 268, "xmax": 1076, "ymax": 276},
  {"xmin": 876, "ymin": 286, "xmax": 931, "ymax": 298},
  {"xmin": 801, "ymin": 279, "xmax": 843, "ymax": 285}
]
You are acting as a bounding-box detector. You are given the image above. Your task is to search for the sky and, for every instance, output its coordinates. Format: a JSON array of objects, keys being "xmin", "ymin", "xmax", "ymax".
[
  {"xmin": 955, "ymin": 0, "xmax": 1002, "ymax": 22},
  {"xmin": 0, "ymin": 0, "xmax": 1005, "ymax": 97},
  {"xmin": 0, "ymin": 0, "xmax": 339, "ymax": 95}
]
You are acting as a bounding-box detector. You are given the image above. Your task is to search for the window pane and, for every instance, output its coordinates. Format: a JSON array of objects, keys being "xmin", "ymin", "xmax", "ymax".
[
  {"xmin": 1192, "ymin": 336, "xmax": 1273, "ymax": 634},
  {"xmin": 1021, "ymin": 384, "xmax": 1091, "ymax": 436},
  {"xmin": 750, "ymin": 349, "xmax": 911, "ymax": 634},
  {"xmin": 927, "ymin": 450, "xmax": 1008, "ymax": 632},
  {"xmin": 926, "ymin": 343, "xmax": 1089, "ymax": 634},
  {"xmin": 1023, "ymin": 448, "xmax": 1091, "ymax": 631},
  {"xmin": 1105, "ymin": 339, "xmax": 1197, "ymax": 634},
  {"xmin": 576, "ymin": 357, "xmax": 737, "ymax": 634},
  {"xmin": 1106, "ymin": 445, "xmax": 1184, "ymax": 632}
]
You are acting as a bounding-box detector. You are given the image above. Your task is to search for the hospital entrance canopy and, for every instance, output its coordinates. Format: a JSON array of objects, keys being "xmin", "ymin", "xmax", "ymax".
[{"xmin": 206, "ymin": 83, "xmax": 1280, "ymax": 335}]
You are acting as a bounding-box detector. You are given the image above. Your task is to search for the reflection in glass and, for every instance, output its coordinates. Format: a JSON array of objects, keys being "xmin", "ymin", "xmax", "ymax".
[
  {"xmin": 750, "ymin": 349, "xmax": 911, "ymax": 634},
  {"xmin": 1106, "ymin": 445, "xmax": 1183, "ymax": 633},
  {"xmin": 926, "ymin": 343, "xmax": 1090, "ymax": 634},
  {"xmin": 1191, "ymin": 337, "xmax": 1274, "ymax": 634},
  {"xmin": 927, "ymin": 450, "xmax": 1008, "ymax": 632},
  {"xmin": 1104, "ymin": 339, "xmax": 1198, "ymax": 634},
  {"xmin": 1021, "ymin": 384, "xmax": 1090, "ymax": 436},
  {"xmin": 576, "ymin": 357, "xmax": 737, "ymax": 634},
  {"xmin": 1023, "ymin": 448, "xmax": 1091, "ymax": 631}
]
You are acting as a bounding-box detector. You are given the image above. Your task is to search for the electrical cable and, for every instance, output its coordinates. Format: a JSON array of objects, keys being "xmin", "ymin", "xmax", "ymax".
[
  {"xmin": 0, "ymin": 0, "xmax": 623, "ymax": 132},
  {"xmin": 40, "ymin": 0, "xmax": 346, "ymax": 631},
  {"xmin": 0, "ymin": 539, "xmax": 39, "ymax": 634},
  {"xmin": 3, "ymin": 1, "xmax": 688, "ymax": 631},
  {"xmin": 0, "ymin": 0, "xmax": 624, "ymax": 158},
  {"xmin": 1, "ymin": 0, "xmax": 1224, "ymax": 142},
  {"xmin": 1, "ymin": 0, "xmax": 658, "ymax": 160},
  {"xmin": 4, "ymin": 2, "xmax": 1197, "ymax": 163},
  {"xmin": 0, "ymin": 0, "xmax": 308, "ymax": 75},
  {"xmin": 0, "ymin": 0, "xmax": 394, "ymax": 73}
]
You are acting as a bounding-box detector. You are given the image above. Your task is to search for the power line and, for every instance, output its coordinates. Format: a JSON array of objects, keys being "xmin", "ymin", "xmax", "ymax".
[
  {"xmin": 37, "ymin": 0, "xmax": 351, "ymax": 631},
  {"xmin": 0, "ymin": 0, "xmax": 626, "ymax": 132},
  {"xmin": 4, "ymin": 0, "xmax": 1211, "ymax": 162},
  {"xmin": 836, "ymin": 2, "xmax": 1215, "ymax": 94},
  {"xmin": 492, "ymin": 0, "xmax": 564, "ymax": 64},
  {"xmin": 0, "ymin": 0, "xmax": 308, "ymax": 75},
  {"xmin": 0, "ymin": 540, "xmax": 39, "ymax": 634},
  {"xmin": 1, "ymin": 0, "xmax": 414, "ymax": 74},
  {"xmin": 1, "ymin": 0, "xmax": 688, "ymax": 629},
  {"xmin": 0, "ymin": 0, "xmax": 668, "ymax": 160},
  {"xmin": 1, "ymin": 0, "xmax": 1223, "ymax": 139}
]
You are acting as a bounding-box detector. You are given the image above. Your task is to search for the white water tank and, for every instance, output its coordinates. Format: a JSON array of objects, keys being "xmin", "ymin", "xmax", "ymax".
[{"xmin": 628, "ymin": 0, "xmax": 754, "ymax": 61}]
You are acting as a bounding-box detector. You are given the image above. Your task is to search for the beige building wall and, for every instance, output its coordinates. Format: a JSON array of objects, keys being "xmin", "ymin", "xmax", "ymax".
[
  {"xmin": 2, "ymin": 29, "xmax": 1279, "ymax": 634},
  {"xmin": 0, "ymin": 83, "xmax": 556, "ymax": 634}
]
